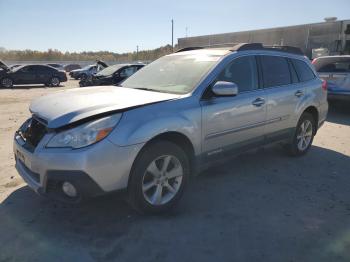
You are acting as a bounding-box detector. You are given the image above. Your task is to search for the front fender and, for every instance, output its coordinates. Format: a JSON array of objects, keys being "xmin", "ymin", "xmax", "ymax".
[{"xmin": 108, "ymin": 105, "xmax": 202, "ymax": 155}]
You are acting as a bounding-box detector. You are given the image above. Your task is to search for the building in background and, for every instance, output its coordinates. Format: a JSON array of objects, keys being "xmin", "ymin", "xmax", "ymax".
[{"xmin": 178, "ymin": 18, "xmax": 350, "ymax": 58}]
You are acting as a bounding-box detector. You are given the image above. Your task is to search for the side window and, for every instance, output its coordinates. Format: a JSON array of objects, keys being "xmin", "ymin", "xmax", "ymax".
[
  {"xmin": 121, "ymin": 67, "xmax": 137, "ymax": 77},
  {"xmin": 292, "ymin": 59, "xmax": 315, "ymax": 82},
  {"xmin": 217, "ymin": 56, "xmax": 258, "ymax": 93},
  {"xmin": 37, "ymin": 66, "xmax": 50, "ymax": 73},
  {"xmin": 260, "ymin": 55, "xmax": 291, "ymax": 88},
  {"xmin": 19, "ymin": 66, "xmax": 29, "ymax": 73}
]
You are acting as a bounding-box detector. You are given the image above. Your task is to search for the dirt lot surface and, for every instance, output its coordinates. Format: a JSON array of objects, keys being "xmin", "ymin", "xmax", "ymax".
[{"xmin": 0, "ymin": 81, "xmax": 350, "ymax": 262}]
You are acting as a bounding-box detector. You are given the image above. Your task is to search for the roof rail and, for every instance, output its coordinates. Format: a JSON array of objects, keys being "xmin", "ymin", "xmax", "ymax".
[
  {"xmin": 230, "ymin": 43, "xmax": 304, "ymax": 55},
  {"xmin": 176, "ymin": 43, "xmax": 241, "ymax": 52},
  {"xmin": 264, "ymin": 45, "xmax": 304, "ymax": 55},
  {"xmin": 176, "ymin": 43, "xmax": 304, "ymax": 55},
  {"xmin": 175, "ymin": 47, "xmax": 204, "ymax": 53}
]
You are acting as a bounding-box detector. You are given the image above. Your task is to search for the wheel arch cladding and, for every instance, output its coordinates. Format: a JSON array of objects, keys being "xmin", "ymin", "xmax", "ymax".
[{"xmin": 127, "ymin": 131, "xmax": 196, "ymax": 188}]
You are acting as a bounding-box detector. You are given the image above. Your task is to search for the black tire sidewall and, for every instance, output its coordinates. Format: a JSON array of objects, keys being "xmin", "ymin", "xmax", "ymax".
[
  {"xmin": 290, "ymin": 112, "xmax": 316, "ymax": 156},
  {"xmin": 128, "ymin": 140, "xmax": 190, "ymax": 213}
]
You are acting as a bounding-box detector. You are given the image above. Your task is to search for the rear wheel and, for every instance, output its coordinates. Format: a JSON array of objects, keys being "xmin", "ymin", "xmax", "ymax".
[
  {"xmin": 288, "ymin": 112, "xmax": 316, "ymax": 156},
  {"xmin": 1, "ymin": 78, "xmax": 13, "ymax": 88},
  {"xmin": 128, "ymin": 141, "xmax": 189, "ymax": 214},
  {"xmin": 49, "ymin": 77, "xmax": 60, "ymax": 87}
]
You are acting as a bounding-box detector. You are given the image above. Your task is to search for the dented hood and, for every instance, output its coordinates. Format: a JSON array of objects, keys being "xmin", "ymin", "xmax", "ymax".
[{"xmin": 30, "ymin": 86, "xmax": 181, "ymax": 128}]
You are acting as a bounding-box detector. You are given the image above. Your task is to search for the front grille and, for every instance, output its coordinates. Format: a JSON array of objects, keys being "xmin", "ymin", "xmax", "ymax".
[{"xmin": 20, "ymin": 117, "xmax": 48, "ymax": 149}]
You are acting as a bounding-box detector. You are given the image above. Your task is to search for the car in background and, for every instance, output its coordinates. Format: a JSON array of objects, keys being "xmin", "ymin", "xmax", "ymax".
[
  {"xmin": 64, "ymin": 64, "xmax": 81, "ymax": 72},
  {"xmin": 313, "ymin": 56, "xmax": 350, "ymax": 102},
  {"xmin": 69, "ymin": 61, "xmax": 108, "ymax": 80},
  {"xmin": 79, "ymin": 63, "xmax": 145, "ymax": 87},
  {"xmin": 0, "ymin": 63, "xmax": 67, "ymax": 88},
  {"xmin": 46, "ymin": 63, "xmax": 65, "ymax": 71},
  {"xmin": 69, "ymin": 65, "xmax": 97, "ymax": 80}
]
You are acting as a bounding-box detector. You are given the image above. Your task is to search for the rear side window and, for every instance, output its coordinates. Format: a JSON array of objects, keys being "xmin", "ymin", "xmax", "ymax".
[
  {"xmin": 292, "ymin": 59, "xmax": 315, "ymax": 82},
  {"xmin": 217, "ymin": 56, "xmax": 258, "ymax": 92},
  {"xmin": 260, "ymin": 56, "xmax": 291, "ymax": 88},
  {"xmin": 37, "ymin": 65, "xmax": 51, "ymax": 73}
]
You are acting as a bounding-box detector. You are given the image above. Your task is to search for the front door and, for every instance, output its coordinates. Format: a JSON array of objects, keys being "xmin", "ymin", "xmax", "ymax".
[
  {"xmin": 14, "ymin": 66, "xmax": 37, "ymax": 84},
  {"xmin": 201, "ymin": 55, "xmax": 267, "ymax": 159}
]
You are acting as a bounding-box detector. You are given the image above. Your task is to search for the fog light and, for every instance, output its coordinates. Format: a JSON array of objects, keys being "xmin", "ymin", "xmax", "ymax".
[{"xmin": 62, "ymin": 182, "xmax": 77, "ymax": 197}]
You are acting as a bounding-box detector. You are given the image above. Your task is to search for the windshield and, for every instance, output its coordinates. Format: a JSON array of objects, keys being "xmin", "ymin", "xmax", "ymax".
[
  {"xmin": 96, "ymin": 64, "xmax": 124, "ymax": 76},
  {"xmin": 121, "ymin": 53, "xmax": 221, "ymax": 94}
]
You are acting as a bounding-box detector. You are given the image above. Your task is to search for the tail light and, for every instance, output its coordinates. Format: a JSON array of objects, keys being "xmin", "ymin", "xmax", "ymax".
[{"xmin": 322, "ymin": 80, "xmax": 327, "ymax": 91}]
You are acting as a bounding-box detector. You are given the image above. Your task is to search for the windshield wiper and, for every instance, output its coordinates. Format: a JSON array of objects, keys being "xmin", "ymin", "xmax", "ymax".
[{"xmin": 133, "ymin": 87, "xmax": 163, "ymax": 93}]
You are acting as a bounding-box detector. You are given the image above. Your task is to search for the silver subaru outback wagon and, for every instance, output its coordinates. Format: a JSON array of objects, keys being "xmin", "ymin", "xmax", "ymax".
[{"xmin": 14, "ymin": 43, "xmax": 328, "ymax": 213}]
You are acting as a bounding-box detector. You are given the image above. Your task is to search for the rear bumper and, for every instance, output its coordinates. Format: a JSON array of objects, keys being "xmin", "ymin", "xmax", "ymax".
[{"xmin": 328, "ymin": 92, "xmax": 350, "ymax": 102}]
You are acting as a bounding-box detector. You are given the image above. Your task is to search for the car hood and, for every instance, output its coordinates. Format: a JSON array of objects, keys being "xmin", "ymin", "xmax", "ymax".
[{"xmin": 30, "ymin": 86, "xmax": 181, "ymax": 129}]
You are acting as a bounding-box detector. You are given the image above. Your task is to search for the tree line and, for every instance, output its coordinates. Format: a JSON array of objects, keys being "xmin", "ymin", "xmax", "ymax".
[{"xmin": 0, "ymin": 45, "xmax": 177, "ymax": 62}]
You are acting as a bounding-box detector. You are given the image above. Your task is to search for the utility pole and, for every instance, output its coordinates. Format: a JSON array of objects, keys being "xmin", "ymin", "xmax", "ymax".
[
  {"xmin": 136, "ymin": 45, "xmax": 139, "ymax": 61},
  {"xmin": 186, "ymin": 27, "xmax": 188, "ymax": 38},
  {"xmin": 171, "ymin": 19, "xmax": 174, "ymax": 52}
]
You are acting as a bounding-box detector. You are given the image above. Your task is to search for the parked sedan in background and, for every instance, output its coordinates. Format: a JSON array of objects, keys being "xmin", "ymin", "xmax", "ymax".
[
  {"xmin": 79, "ymin": 63, "xmax": 145, "ymax": 87},
  {"xmin": 313, "ymin": 56, "xmax": 350, "ymax": 102},
  {"xmin": 0, "ymin": 63, "xmax": 67, "ymax": 88}
]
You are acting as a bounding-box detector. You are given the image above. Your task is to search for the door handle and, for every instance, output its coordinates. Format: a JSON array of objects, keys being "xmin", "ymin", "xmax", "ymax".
[
  {"xmin": 295, "ymin": 90, "xmax": 304, "ymax": 97},
  {"xmin": 252, "ymin": 97, "xmax": 265, "ymax": 107}
]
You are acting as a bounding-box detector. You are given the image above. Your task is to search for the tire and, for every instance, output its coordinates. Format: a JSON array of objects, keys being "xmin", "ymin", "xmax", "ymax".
[
  {"xmin": 1, "ymin": 78, "xmax": 13, "ymax": 88},
  {"xmin": 80, "ymin": 73, "xmax": 87, "ymax": 81},
  {"xmin": 287, "ymin": 112, "xmax": 316, "ymax": 156},
  {"xmin": 128, "ymin": 140, "xmax": 190, "ymax": 214},
  {"xmin": 49, "ymin": 77, "xmax": 60, "ymax": 87}
]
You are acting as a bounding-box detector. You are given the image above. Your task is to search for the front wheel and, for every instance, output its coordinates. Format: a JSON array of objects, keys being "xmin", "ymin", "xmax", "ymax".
[
  {"xmin": 128, "ymin": 141, "xmax": 189, "ymax": 214},
  {"xmin": 287, "ymin": 112, "xmax": 316, "ymax": 156},
  {"xmin": 1, "ymin": 78, "xmax": 13, "ymax": 88}
]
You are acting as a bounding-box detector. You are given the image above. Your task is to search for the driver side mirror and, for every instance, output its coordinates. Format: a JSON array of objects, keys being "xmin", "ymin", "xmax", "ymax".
[{"xmin": 211, "ymin": 81, "xmax": 238, "ymax": 96}]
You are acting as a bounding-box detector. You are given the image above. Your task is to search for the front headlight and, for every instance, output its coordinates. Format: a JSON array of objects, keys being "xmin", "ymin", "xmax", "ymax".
[{"xmin": 46, "ymin": 114, "xmax": 122, "ymax": 149}]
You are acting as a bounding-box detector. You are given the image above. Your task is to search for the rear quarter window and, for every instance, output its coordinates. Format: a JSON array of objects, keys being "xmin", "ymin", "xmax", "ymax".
[{"xmin": 292, "ymin": 59, "xmax": 315, "ymax": 82}]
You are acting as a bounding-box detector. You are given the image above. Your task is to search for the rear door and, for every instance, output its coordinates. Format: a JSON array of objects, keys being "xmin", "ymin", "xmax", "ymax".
[
  {"xmin": 258, "ymin": 55, "xmax": 307, "ymax": 142},
  {"xmin": 201, "ymin": 55, "xmax": 267, "ymax": 159},
  {"xmin": 35, "ymin": 65, "xmax": 52, "ymax": 83}
]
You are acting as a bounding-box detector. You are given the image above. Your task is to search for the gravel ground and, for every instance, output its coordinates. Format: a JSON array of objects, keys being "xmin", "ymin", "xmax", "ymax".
[{"xmin": 0, "ymin": 81, "xmax": 349, "ymax": 262}]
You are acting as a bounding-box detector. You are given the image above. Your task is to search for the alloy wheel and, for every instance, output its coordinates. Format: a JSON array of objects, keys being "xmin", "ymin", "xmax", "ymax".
[
  {"xmin": 142, "ymin": 155, "xmax": 183, "ymax": 206},
  {"xmin": 51, "ymin": 77, "xmax": 60, "ymax": 87},
  {"xmin": 1, "ymin": 78, "xmax": 13, "ymax": 88},
  {"xmin": 296, "ymin": 119, "xmax": 313, "ymax": 151}
]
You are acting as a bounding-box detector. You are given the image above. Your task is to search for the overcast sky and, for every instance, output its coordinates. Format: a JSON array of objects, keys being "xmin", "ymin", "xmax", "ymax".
[{"xmin": 0, "ymin": 0, "xmax": 349, "ymax": 53}]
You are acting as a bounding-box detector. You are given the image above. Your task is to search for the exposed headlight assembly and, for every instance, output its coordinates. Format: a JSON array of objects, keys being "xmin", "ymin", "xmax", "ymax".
[{"xmin": 46, "ymin": 114, "xmax": 122, "ymax": 149}]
